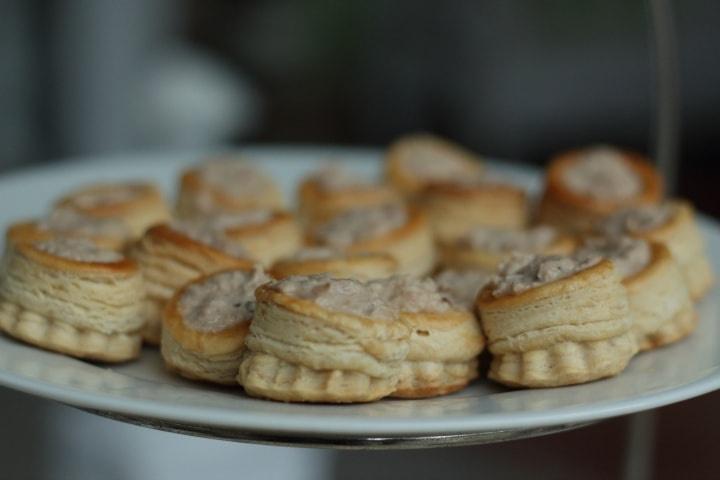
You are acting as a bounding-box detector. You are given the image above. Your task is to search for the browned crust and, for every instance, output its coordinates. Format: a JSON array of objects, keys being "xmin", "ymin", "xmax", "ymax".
[
  {"xmin": 55, "ymin": 182, "xmax": 166, "ymax": 218},
  {"xmin": 541, "ymin": 148, "xmax": 663, "ymax": 216},
  {"xmin": 476, "ymin": 258, "xmax": 616, "ymax": 310},
  {"xmin": 6, "ymin": 220, "xmax": 127, "ymax": 252},
  {"xmin": 16, "ymin": 241, "xmax": 139, "ymax": 275},
  {"xmin": 143, "ymin": 224, "xmax": 254, "ymax": 267},
  {"xmin": 223, "ymin": 211, "xmax": 298, "ymax": 238},
  {"xmin": 162, "ymin": 268, "xmax": 254, "ymax": 355},
  {"xmin": 255, "ymin": 285, "xmax": 409, "ymax": 337},
  {"xmin": 298, "ymin": 178, "xmax": 402, "ymax": 224},
  {"xmin": 270, "ymin": 253, "xmax": 398, "ymax": 279},
  {"xmin": 385, "ymin": 133, "xmax": 484, "ymax": 196}
]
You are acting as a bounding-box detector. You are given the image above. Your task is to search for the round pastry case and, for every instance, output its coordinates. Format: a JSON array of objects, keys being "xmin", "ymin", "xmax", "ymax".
[{"xmin": 0, "ymin": 148, "xmax": 718, "ymax": 449}]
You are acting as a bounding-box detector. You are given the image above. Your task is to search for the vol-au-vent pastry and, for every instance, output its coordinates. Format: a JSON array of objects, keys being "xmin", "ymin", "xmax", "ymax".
[
  {"xmin": 438, "ymin": 225, "xmax": 575, "ymax": 271},
  {"xmin": 176, "ymin": 158, "xmax": 283, "ymax": 219},
  {"xmin": 416, "ymin": 177, "xmax": 529, "ymax": 242},
  {"xmin": 5, "ymin": 209, "xmax": 133, "ymax": 252},
  {"xmin": 575, "ymin": 236, "xmax": 696, "ymax": 351},
  {"xmin": 298, "ymin": 166, "xmax": 403, "ymax": 226},
  {"xmin": 161, "ymin": 267, "xmax": 271, "ymax": 385},
  {"xmin": 238, "ymin": 275, "xmax": 412, "ymax": 403},
  {"xmin": 385, "ymin": 133, "xmax": 484, "ymax": 197},
  {"xmin": 537, "ymin": 145, "xmax": 663, "ymax": 233},
  {"xmin": 270, "ymin": 247, "xmax": 398, "ymax": 281},
  {"xmin": 434, "ymin": 269, "xmax": 492, "ymax": 311},
  {"xmin": 203, "ymin": 210, "xmax": 302, "ymax": 266},
  {"xmin": 600, "ymin": 201, "xmax": 713, "ymax": 300},
  {"xmin": 54, "ymin": 182, "xmax": 171, "ymax": 238},
  {"xmin": 476, "ymin": 253, "xmax": 638, "ymax": 388},
  {"xmin": 310, "ymin": 204, "xmax": 435, "ymax": 276},
  {"xmin": 384, "ymin": 276, "xmax": 484, "ymax": 398},
  {"xmin": 0, "ymin": 238, "xmax": 144, "ymax": 362},
  {"xmin": 131, "ymin": 222, "xmax": 254, "ymax": 344}
]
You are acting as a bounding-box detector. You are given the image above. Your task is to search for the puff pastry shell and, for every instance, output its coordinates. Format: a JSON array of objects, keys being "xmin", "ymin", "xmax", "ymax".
[
  {"xmin": 238, "ymin": 285, "xmax": 411, "ymax": 403},
  {"xmin": 476, "ymin": 259, "xmax": 638, "ymax": 387},
  {"xmin": 54, "ymin": 182, "xmax": 171, "ymax": 238},
  {"xmin": 0, "ymin": 241, "xmax": 144, "ymax": 362},
  {"xmin": 537, "ymin": 148, "xmax": 663, "ymax": 233}
]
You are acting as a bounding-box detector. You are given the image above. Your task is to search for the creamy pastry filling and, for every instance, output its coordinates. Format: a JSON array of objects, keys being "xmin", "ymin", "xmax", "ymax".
[
  {"xmin": 489, "ymin": 253, "xmax": 601, "ymax": 297},
  {"xmin": 575, "ymin": 236, "xmax": 651, "ymax": 279},
  {"xmin": 401, "ymin": 145, "xmax": 482, "ymax": 183},
  {"xmin": 271, "ymin": 274, "xmax": 450, "ymax": 320},
  {"xmin": 179, "ymin": 267, "xmax": 271, "ymax": 332},
  {"xmin": 563, "ymin": 146, "xmax": 642, "ymax": 200},
  {"xmin": 459, "ymin": 226, "xmax": 556, "ymax": 253},
  {"xmin": 310, "ymin": 166, "xmax": 374, "ymax": 191},
  {"xmin": 66, "ymin": 184, "xmax": 144, "ymax": 208},
  {"xmin": 171, "ymin": 221, "xmax": 248, "ymax": 258},
  {"xmin": 314, "ymin": 204, "xmax": 408, "ymax": 247},
  {"xmin": 40, "ymin": 208, "xmax": 132, "ymax": 238},
  {"xmin": 434, "ymin": 269, "xmax": 491, "ymax": 310},
  {"xmin": 601, "ymin": 204, "xmax": 673, "ymax": 236},
  {"xmin": 34, "ymin": 237, "xmax": 124, "ymax": 263},
  {"xmin": 198, "ymin": 159, "xmax": 274, "ymax": 196}
]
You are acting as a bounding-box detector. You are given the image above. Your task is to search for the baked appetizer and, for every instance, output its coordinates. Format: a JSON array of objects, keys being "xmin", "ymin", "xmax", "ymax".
[
  {"xmin": 214, "ymin": 210, "xmax": 302, "ymax": 266},
  {"xmin": 600, "ymin": 201, "xmax": 713, "ymax": 300},
  {"xmin": 238, "ymin": 275, "xmax": 412, "ymax": 403},
  {"xmin": 385, "ymin": 133, "xmax": 484, "ymax": 197},
  {"xmin": 310, "ymin": 204, "xmax": 435, "ymax": 276},
  {"xmin": 438, "ymin": 225, "xmax": 575, "ymax": 271},
  {"xmin": 54, "ymin": 182, "xmax": 171, "ymax": 238},
  {"xmin": 477, "ymin": 253, "xmax": 637, "ymax": 388},
  {"xmin": 270, "ymin": 247, "xmax": 398, "ymax": 281},
  {"xmin": 434, "ymin": 269, "xmax": 492, "ymax": 311},
  {"xmin": 5, "ymin": 209, "xmax": 133, "ymax": 252},
  {"xmin": 0, "ymin": 238, "xmax": 144, "ymax": 362},
  {"xmin": 298, "ymin": 166, "xmax": 402, "ymax": 226},
  {"xmin": 176, "ymin": 158, "xmax": 283, "ymax": 218},
  {"xmin": 161, "ymin": 267, "xmax": 271, "ymax": 384},
  {"xmin": 386, "ymin": 277, "xmax": 484, "ymax": 398},
  {"xmin": 537, "ymin": 146, "xmax": 663, "ymax": 232},
  {"xmin": 576, "ymin": 236, "xmax": 695, "ymax": 350},
  {"xmin": 417, "ymin": 179, "xmax": 529, "ymax": 242},
  {"xmin": 131, "ymin": 221, "xmax": 254, "ymax": 344}
]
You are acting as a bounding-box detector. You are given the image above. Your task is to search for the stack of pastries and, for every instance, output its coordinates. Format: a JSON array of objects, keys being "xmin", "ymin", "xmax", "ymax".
[{"xmin": 0, "ymin": 138, "xmax": 713, "ymax": 403}]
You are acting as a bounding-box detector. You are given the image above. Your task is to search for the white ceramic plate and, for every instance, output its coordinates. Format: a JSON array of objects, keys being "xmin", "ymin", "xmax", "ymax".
[{"xmin": 0, "ymin": 148, "xmax": 718, "ymax": 445}]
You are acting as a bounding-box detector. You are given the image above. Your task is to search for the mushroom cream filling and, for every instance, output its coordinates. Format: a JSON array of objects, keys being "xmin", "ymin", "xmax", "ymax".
[
  {"xmin": 314, "ymin": 205, "xmax": 408, "ymax": 247},
  {"xmin": 179, "ymin": 267, "xmax": 271, "ymax": 332},
  {"xmin": 601, "ymin": 204, "xmax": 673, "ymax": 236},
  {"xmin": 575, "ymin": 236, "xmax": 651, "ymax": 279},
  {"xmin": 34, "ymin": 237, "xmax": 124, "ymax": 263},
  {"xmin": 435, "ymin": 269, "xmax": 492, "ymax": 310},
  {"xmin": 489, "ymin": 253, "xmax": 602, "ymax": 297},
  {"xmin": 563, "ymin": 146, "xmax": 641, "ymax": 200},
  {"xmin": 271, "ymin": 274, "xmax": 450, "ymax": 320}
]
